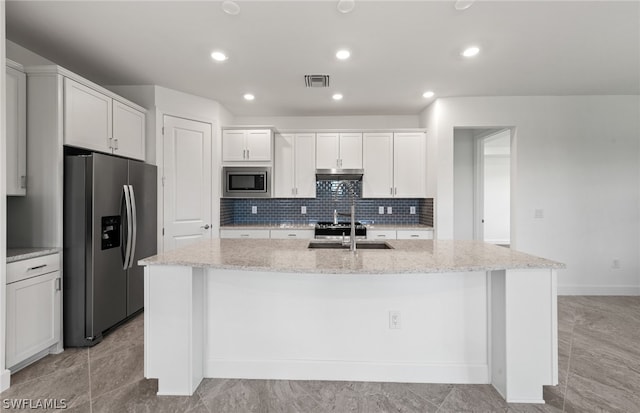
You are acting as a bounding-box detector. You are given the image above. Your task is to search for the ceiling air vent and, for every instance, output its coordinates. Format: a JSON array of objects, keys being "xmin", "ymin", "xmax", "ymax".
[{"xmin": 305, "ymin": 74, "xmax": 330, "ymax": 88}]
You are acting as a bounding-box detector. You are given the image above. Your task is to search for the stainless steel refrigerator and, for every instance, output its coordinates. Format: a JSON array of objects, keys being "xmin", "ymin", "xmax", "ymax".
[{"xmin": 64, "ymin": 152, "xmax": 157, "ymax": 347}]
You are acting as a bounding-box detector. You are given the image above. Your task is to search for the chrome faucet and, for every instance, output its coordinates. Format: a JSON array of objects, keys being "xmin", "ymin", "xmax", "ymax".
[{"xmin": 334, "ymin": 205, "xmax": 357, "ymax": 252}]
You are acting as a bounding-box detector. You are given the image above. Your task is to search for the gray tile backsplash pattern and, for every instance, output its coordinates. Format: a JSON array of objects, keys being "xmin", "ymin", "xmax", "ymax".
[{"xmin": 221, "ymin": 181, "xmax": 434, "ymax": 226}]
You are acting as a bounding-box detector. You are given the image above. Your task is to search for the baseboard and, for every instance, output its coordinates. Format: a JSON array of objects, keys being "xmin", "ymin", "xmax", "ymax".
[
  {"xmin": 558, "ymin": 285, "xmax": 640, "ymax": 296},
  {"xmin": 0, "ymin": 369, "xmax": 10, "ymax": 393},
  {"xmin": 205, "ymin": 359, "xmax": 489, "ymax": 384}
]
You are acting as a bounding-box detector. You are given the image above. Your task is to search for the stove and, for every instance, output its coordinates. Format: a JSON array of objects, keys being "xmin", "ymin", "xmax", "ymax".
[{"xmin": 314, "ymin": 221, "xmax": 367, "ymax": 239}]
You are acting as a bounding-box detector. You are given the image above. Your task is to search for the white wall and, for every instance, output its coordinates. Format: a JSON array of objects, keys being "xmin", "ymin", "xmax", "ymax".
[
  {"xmin": 420, "ymin": 96, "xmax": 640, "ymax": 295},
  {"xmin": 483, "ymin": 131, "xmax": 511, "ymax": 244},
  {"xmin": 6, "ymin": 40, "xmax": 54, "ymax": 66},
  {"xmin": 234, "ymin": 115, "xmax": 419, "ymax": 130},
  {"xmin": 1, "ymin": 2, "xmax": 11, "ymax": 392},
  {"xmin": 453, "ymin": 129, "xmax": 475, "ymax": 240}
]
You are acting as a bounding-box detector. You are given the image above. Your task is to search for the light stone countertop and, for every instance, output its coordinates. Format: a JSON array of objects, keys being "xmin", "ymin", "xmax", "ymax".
[
  {"xmin": 7, "ymin": 247, "xmax": 60, "ymax": 263},
  {"xmin": 139, "ymin": 239, "xmax": 564, "ymax": 274},
  {"xmin": 219, "ymin": 224, "xmax": 433, "ymax": 230}
]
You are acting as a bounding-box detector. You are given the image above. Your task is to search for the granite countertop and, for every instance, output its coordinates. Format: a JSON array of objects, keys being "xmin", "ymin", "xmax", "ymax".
[
  {"xmin": 220, "ymin": 224, "xmax": 433, "ymax": 230},
  {"xmin": 221, "ymin": 224, "xmax": 316, "ymax": 230},
  {"xmin": 139, "ymin": 239, "xmax": 564, "ymax": 275},
  {"xmin": 7, "ymin": 247, "xmax": 60, "ymax": 263}
]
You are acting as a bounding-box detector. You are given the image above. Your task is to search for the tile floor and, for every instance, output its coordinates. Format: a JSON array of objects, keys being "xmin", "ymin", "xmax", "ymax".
[{"xmin": 1, "ymin": 296, "xmax": 639, "ymax": 412}]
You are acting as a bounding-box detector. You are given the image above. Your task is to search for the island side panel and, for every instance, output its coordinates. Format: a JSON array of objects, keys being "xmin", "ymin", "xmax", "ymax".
[
  {"xmin": 204, "ymin": 269, "xmax": 489, "ymax": 384},
  {"xmin": 490, "ymin": 268, "xmax": 558, "ymax": 403},
  {"xmin": 144, "ymin": 265, "xmax": 204, "ymax": 395}
]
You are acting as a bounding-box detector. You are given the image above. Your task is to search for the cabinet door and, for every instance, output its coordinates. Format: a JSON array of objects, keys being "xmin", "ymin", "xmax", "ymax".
[
  {"xmin": 339, "ymin": 133, "xmax": 363, "ymax": 169},
  {"xmin": 274, "ymin": 134, "xmax": 295, "ymax": 197},
  {"xmin": 113, "ymin": 100, "xmax": 145, "ymax": 161},
  {"xmin": 363, "ymin": 133, "xmax": 393, "ymax": 198},
  {"xmin": 396, "ymin": 229, "xmax": 433, "ymax": 240},
  {"xmin": 64, "ymin": 78, "xmax": 113, "ymax": 153},
  {"xmin": 6, "ymin": 271, "xmax": 61, "ymax": 368},
  {"xmin": 6, "ymin": 66, "xmax": 26, "ymax": 195},
  {"xmin": 316, "ymin": 133, "xmax": 340, "ymax": 169},
  {"xmin": 245, "ymin": 129, "xmax": 272, "ymax": 161},
  {"xmin": 394, "ymin": 132, "xmax": 426, "ymax": 198},
  {"xmin": 222, "ymin": 130, "xmax": 247, "ymax": 161},
  {"xmin": 294, "ymin": 133, "xmax": 317, "ymax": 198}
]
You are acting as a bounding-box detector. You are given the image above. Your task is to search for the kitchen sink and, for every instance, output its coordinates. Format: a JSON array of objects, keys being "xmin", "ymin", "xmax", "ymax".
[{"xmin": 307, "ymin": 241, "xmax": 393, "ymax": 250}]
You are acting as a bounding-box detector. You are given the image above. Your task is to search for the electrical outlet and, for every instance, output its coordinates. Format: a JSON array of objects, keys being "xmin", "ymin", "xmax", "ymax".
[
  {"xmin": 410, "ymin": 206, "xmax": 416, "ymax": 215},
  {"xmin": 301, "ymin": 206, "xmax": 307, "ymax": 215},
  {"xmin": 389, "ymin": 311, "xmax": 401, "ymax": 329},
  {"xmin": 251, "ymin": 206, "xmax": 257, "ymax": 214},
  {"xmin": 612, "ymin": 259, "xmax": 621, "ymax": 269},
  {"xmin": 387, "ymin": 207, "xmax": 393, "ymax": 215},
  {"xmin": 378, "ymin": 206, "xmax": 385, "ymax": 215},
  {"xmin": 534, "ymin": 209, "xmax": 544, "ymax": 219}
]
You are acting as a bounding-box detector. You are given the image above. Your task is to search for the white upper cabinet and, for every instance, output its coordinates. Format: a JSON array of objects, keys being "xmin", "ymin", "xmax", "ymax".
[
  {"xmin": 316, "ymin": 132, "xmax": 362, "ymax": 169},
  {"xmin": 274, "ymin": 133, "xmax": 316, "ymax": 198},
  {"xmin": 222, "ymin": 129, "xmax": 272, "ymax": 162},
  {"xmin": 64, "ymin": 77, "xmax": 113, "ymax": 154},
  {"xmin": 6, "ymin": 63, "xmax": 27, "ymax": 196},
  {"xmin": 362, "ymin": 132, "xmax": 426, "ymax": 198},
  {"xmin": 363, "ymin": 133, "xmax": 393, "ymax": 198},
  {"xmin": 112, "ymin": 100, "xmax": 146, "ymax": 160},
  {"xmin": 394, "ymin": 132, "xmax": 426, "ymax": 198},
  {"xmin": 64, "ymin": 77, "xmax": 145, "ymax": 160}
]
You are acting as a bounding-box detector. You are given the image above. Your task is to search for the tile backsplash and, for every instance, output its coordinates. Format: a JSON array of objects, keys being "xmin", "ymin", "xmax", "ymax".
[{"xmin": 221, "ymin": 181, "xmax": 434, "ymax": 226}]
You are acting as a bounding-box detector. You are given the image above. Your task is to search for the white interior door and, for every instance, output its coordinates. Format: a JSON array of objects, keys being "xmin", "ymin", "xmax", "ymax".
[{"xmin": 163, "ymin": 115, "xmax": 213, "ymax": 251}]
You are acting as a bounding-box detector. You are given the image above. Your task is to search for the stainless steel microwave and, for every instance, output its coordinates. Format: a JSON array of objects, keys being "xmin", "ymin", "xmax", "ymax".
[{"xmin": 222, "ymin": 167, "xmax": 271, "ymax": 198}]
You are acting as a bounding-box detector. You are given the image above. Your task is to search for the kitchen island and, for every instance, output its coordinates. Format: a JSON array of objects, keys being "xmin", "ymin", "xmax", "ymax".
[{"xmin": 140, "ymin": 239, "xmax": 564, "ymax": 403}]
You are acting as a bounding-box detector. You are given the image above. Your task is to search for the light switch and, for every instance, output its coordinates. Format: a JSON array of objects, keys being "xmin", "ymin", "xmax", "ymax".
[
  {"xmin": 410, "ymin": 206, "xmax": 416, "ymax": 215},
  {"xmin": 387, "ymin": 207, "xmax": 393, "ymax": 215},
  {"xmin": 534, "ymin": 209, "xmax": 544, "ymax": 219},
  {"xmin": 378, "ymin": 206, "xmax": 385, "ymax": 215},
  {"xmin": 301, "ymin": 206, "xmax": 307, "ymax": 215},
  {"xmin": 251, "ymin": 206, "xmax": 258, "ymax": 214}
]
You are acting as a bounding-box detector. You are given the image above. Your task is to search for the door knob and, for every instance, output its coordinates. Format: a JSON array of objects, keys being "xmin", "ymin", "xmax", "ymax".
[{"xmin": 201, "ymin": 224, "xmax": 211, "ymax": 230}]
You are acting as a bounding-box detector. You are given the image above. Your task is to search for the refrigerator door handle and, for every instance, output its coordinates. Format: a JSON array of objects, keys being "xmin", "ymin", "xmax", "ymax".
[
  {"xmin": 123, "ymin": 185, "xmax": 133, "ymax": 270},
  {"xmin": 128, "ymin": 184, "xmax": 137, "ymax": 269}
]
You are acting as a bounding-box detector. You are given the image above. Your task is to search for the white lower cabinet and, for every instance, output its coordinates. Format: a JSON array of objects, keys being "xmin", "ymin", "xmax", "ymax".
[
  {"xmin": 6, "ymin": 254, "xmax": 61, "ymax": 369},
  {"xmin": 396, "ymin": 229, "xmax": 434, "ymax": 240},
  {"xmin": 269, "ymin": 229, "xmax": 314, "ymax": 239},
  {"xmin": 220, "ymin": 229, "xmax": 271, "ymax": 239},
  {"xmin": 366, "ymin": 230, "xmax": 397, "ymax": 240}
]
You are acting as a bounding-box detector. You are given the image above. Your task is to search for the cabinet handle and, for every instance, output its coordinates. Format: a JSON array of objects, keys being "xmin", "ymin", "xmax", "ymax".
[
  {"xmin": 20, "ymin": 175, "xmax": 27, "ymax": 189},
  {"xmin": 394, "ymin": 187, "xmax": 398, "ymax": 195},
  {"xmin": 390, "ymin": 187, "xmax": 393, "ymax": 195},
  {"xmin": 287, "ymin": 234, "xmax": 297, "ymax": 237},
  {"xmin": 377, "ymin": 235, "xmax": 386, "ymax": 238},
  {"xmin": 240, "ymin": 234, "xmax": 250, "ymax": 237},
  {"xmin": 410, "ymin": 234, "xmax": 420, "ymax": 238},
  {"xmin": 295, "ymin": 188, "xmax": 298, "ymax": 195},
  {"xmin": 55, "ymin": 278, "xmax": 62, "ymax": 291},
  {"xmin": 247, "ymin": 149, "xmax": 250, "ymax": 159},
  {"xmin": 113, "ymin": 139, "xmax": 119, "ymax": 150},
  {"xmin": 28, "ymin": 264, "xmax": 47, "ymax": 271}
]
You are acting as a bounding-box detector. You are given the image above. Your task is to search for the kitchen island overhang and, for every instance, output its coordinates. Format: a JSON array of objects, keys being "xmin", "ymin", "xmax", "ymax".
[{"xmin": 140, "ymin": 239, "xmax": 564, "ymax": 404}]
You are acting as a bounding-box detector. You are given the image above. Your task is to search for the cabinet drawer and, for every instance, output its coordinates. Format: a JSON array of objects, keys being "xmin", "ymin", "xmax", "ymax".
[
  {"xmin": 367, "ymin": 230, "xmax": 397, "ymax": 240},
  {"xmin": 220, "ymin": 229, "xmax": 271, "ymax": 239},
  {"xmin": 270, "ymin": 229, "xmax": 314, "ymax": 239},
  {"xmin": 396, "ymin": 230, "xmax": 433, "ymax": 240},
  {"xmin": 7, "ymin": 253, "xmax": 60, "ymax": 284}
]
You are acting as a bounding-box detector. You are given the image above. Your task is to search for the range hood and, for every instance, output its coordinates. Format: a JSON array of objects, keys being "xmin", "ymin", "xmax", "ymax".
[{"xmin": 315, "ymin": 169, "xmax": 364, "ymax": 181}]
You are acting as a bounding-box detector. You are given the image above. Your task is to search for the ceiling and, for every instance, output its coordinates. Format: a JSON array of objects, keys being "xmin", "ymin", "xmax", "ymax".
[{"xmin": 6, "ymin": 1, "xmax": 640, "ymax": 117}]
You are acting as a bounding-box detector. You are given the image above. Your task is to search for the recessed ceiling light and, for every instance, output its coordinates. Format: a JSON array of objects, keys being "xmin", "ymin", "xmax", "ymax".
[
  {"xmin": 454, "ymin": 0, "xmax": 475, "ymax": 11},
  {"xmin": 336, "ymin": 0, "xmax": 355, "ymax": 14},
  {"xmin": 336, "ymin": 49, "xmax": 351, "ymax": 60},
  {"xmin": 332, "ymin": 93, "xmax": 343, "ymax": 101},
  {"xmin": 211, "ymin": 51, "xmax": 228, "ymax": 62},
  {"xmin": 222, "ymin": 0, "xmax": 240, "ymax": 15},
  {"xmin": 461, "ymin": 46, "xmax": 480, "ymax": 57},
  {"xmin": 423, "ymin": 91, "xmax": 435, "ymax": 98},
  {"xmin": 243, "ymin": 93, "xmax": 255, "ymax": 101}
]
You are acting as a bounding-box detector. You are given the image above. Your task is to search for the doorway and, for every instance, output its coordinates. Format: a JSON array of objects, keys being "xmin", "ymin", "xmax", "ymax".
[
  {"xmin": 453, "ymin": 128, "xmax": 512, "ymax": 246},
  {"xmin": 162, "ymin": 115, "xmax": 213, "ymax": 252}
]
